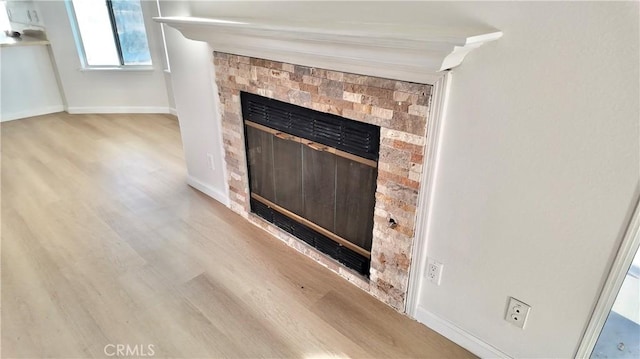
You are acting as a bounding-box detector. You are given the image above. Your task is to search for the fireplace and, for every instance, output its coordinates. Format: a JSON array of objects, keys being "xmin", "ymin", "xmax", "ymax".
[
  {"xmin": 154, "ymin": 14, "xmax": 501, "ymax": 312},
  {"xmin": 213, "ymin": 52, "xmax": 432, "ymax": 310},
  {"xmin": 242, "ymin": 92, "xmax": 380, "ymax": 275}
]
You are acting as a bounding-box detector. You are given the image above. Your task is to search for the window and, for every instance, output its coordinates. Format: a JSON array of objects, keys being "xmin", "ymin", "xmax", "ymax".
[{"xmin": 67, "ymin": 0, "xmax": 151, "ymax": 67}]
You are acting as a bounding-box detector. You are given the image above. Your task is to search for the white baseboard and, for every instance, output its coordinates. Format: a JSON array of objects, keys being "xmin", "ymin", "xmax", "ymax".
[
  {"xmin": 169, "ymin": 108, "xmax": 178, "ymax": 116},
  {"xmin": 66, "ymin": 106, "xmax": 172, "ymax": 114},
  {"xmin": 1, "ymin": 105, "xmax": 65, "ymax": 122},
  {"xmin": 415, "ymin": 306, "xmax": 510, "ymax": 358},
  {"xmin": 186, "ymin": 176, "xmax": 230, "ymax": 207}
]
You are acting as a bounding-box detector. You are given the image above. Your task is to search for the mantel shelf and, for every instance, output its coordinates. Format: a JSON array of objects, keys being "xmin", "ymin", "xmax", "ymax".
[{"xmin": 154, "ymin": 16, "xmax": 502, "ymax": 84}]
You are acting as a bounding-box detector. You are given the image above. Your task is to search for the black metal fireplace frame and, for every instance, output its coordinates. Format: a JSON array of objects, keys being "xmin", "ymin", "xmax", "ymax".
[{"xmin": 241, "ymin": 92, "xmax": 380, "ymax": 276}]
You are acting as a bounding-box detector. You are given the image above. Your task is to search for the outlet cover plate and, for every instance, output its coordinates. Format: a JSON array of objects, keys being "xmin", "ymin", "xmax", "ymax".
[
  {"xmin": 505, "ymin": 297, "xmax": 531, "ymax": 329},
  {"xmin": 426, "ymin": 258, "xmax": 443, "ymax": 285},
  {"xmin": 207, "ymin": 153, "xmax": 215, "ymax": 171}
]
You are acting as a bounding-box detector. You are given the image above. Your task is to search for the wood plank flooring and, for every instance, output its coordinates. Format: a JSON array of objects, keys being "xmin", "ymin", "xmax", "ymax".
[{"xmin": 1, "ymin": 112, "xmax": 475, "ymax": 358}]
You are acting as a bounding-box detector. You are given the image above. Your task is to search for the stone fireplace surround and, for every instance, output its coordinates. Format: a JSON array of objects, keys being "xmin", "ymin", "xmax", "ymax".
[{"xmin": 214, "ymin": 52, "xmax": 431, "ymax": 310}]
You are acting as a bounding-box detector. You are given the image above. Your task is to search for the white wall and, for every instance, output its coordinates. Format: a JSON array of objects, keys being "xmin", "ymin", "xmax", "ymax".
[
  {"xmin": 1, "ymin": 44, "xmax": 64, "ymax": 121},
  {"xmin": 35, "ymin": 0, "xmax": 170, "ymax": 113},
  {"xmin": 157, "ymin": 0, "xmax": 228, "ymax": 205},
  {"xmin": 164, "ymin": 71, "xmax": 176, "ymax": 113},
  {"xmin": 414, "ymin": 2, "xmax": 638, "ymax": 358},
  {"xmin": 187, "ymin": 2, "xmax": 639, "ymax": 357}
]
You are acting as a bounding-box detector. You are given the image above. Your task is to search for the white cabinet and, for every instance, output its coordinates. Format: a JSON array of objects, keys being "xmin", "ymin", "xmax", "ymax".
[{"xmin": 6, "ymin": 0, "xmax": 43, "ymax": 28}]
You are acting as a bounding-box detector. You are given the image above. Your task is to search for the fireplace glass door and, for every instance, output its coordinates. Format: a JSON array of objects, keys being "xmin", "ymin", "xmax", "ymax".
[{"xmin": 242, "ymin": 92, "xmax": 379, "ymax": 275}]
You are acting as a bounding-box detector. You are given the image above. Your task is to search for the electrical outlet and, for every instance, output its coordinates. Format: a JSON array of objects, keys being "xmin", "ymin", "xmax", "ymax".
[
  {"xmin": 425, "ymin": 258, "xmax": 443, "ymax": 285},
  {"xmin": 505, "ymin": 297, "xmax": 531, "ymax": 329},
  {"xmin": 206, "ymin": 153, "xmax": 215, "ymax": 171}
]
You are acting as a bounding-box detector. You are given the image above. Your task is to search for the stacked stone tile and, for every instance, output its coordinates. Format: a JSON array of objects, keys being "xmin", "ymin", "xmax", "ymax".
[{"xmin": 213, "ymin": 52, "xmax": 432, "ymax": 311}]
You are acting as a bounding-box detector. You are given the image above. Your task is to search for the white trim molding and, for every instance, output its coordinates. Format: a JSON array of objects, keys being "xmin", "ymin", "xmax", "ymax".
[
  {"xmin": 208, "ymin": 48, "xmax": 232, "ymax": 209},
  {"xmin": 153, "ymin": 16, "xmax": 502, "ymax": 85},
  {"xmin": 406, "ymin": 72, "xmax": 453, "ymax": 315},
  {"xmin": 1, "ymin": 105, "xmax": 65, "ymax": 122},
  {"xmin": 187, "ymin": 176, "xmax": 231, "ymax": 208},
  {"xmin": 66, "ymin": 106, "xmax": 172, "ymax": 114},
  {"xmin": 415, "ymin": 306, "xmax": 511, "ymax": 358},
  {"xmin": 575, "ymin": 196, "xmax": 640, "ymax": 358}
]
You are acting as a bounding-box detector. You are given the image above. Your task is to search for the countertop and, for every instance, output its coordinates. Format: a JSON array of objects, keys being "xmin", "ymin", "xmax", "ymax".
[{"xmin": 0, "ymin": 33, "xmax": 50, "ymax": 47}]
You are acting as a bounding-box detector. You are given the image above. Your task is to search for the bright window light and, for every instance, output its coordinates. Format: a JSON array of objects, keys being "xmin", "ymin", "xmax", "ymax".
[
  {"xmin": 69, "ymin": 0, "xmax": 151, "ymax": 67},
  {"xmin": 0, "ymin": 1, "xmax": 11, "ymax": 32}
]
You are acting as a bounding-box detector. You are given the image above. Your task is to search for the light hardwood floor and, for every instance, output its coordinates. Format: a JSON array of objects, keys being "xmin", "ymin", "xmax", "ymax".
[{"xmin": 1, "ymin": 113, "xmax": 474, "ymax": 358}]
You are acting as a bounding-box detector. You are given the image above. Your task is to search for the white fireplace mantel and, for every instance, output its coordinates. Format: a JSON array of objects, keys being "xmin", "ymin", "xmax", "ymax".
[{"xmin": 153, "ymin": 16, "xmax": 502, "ymax": 84}]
